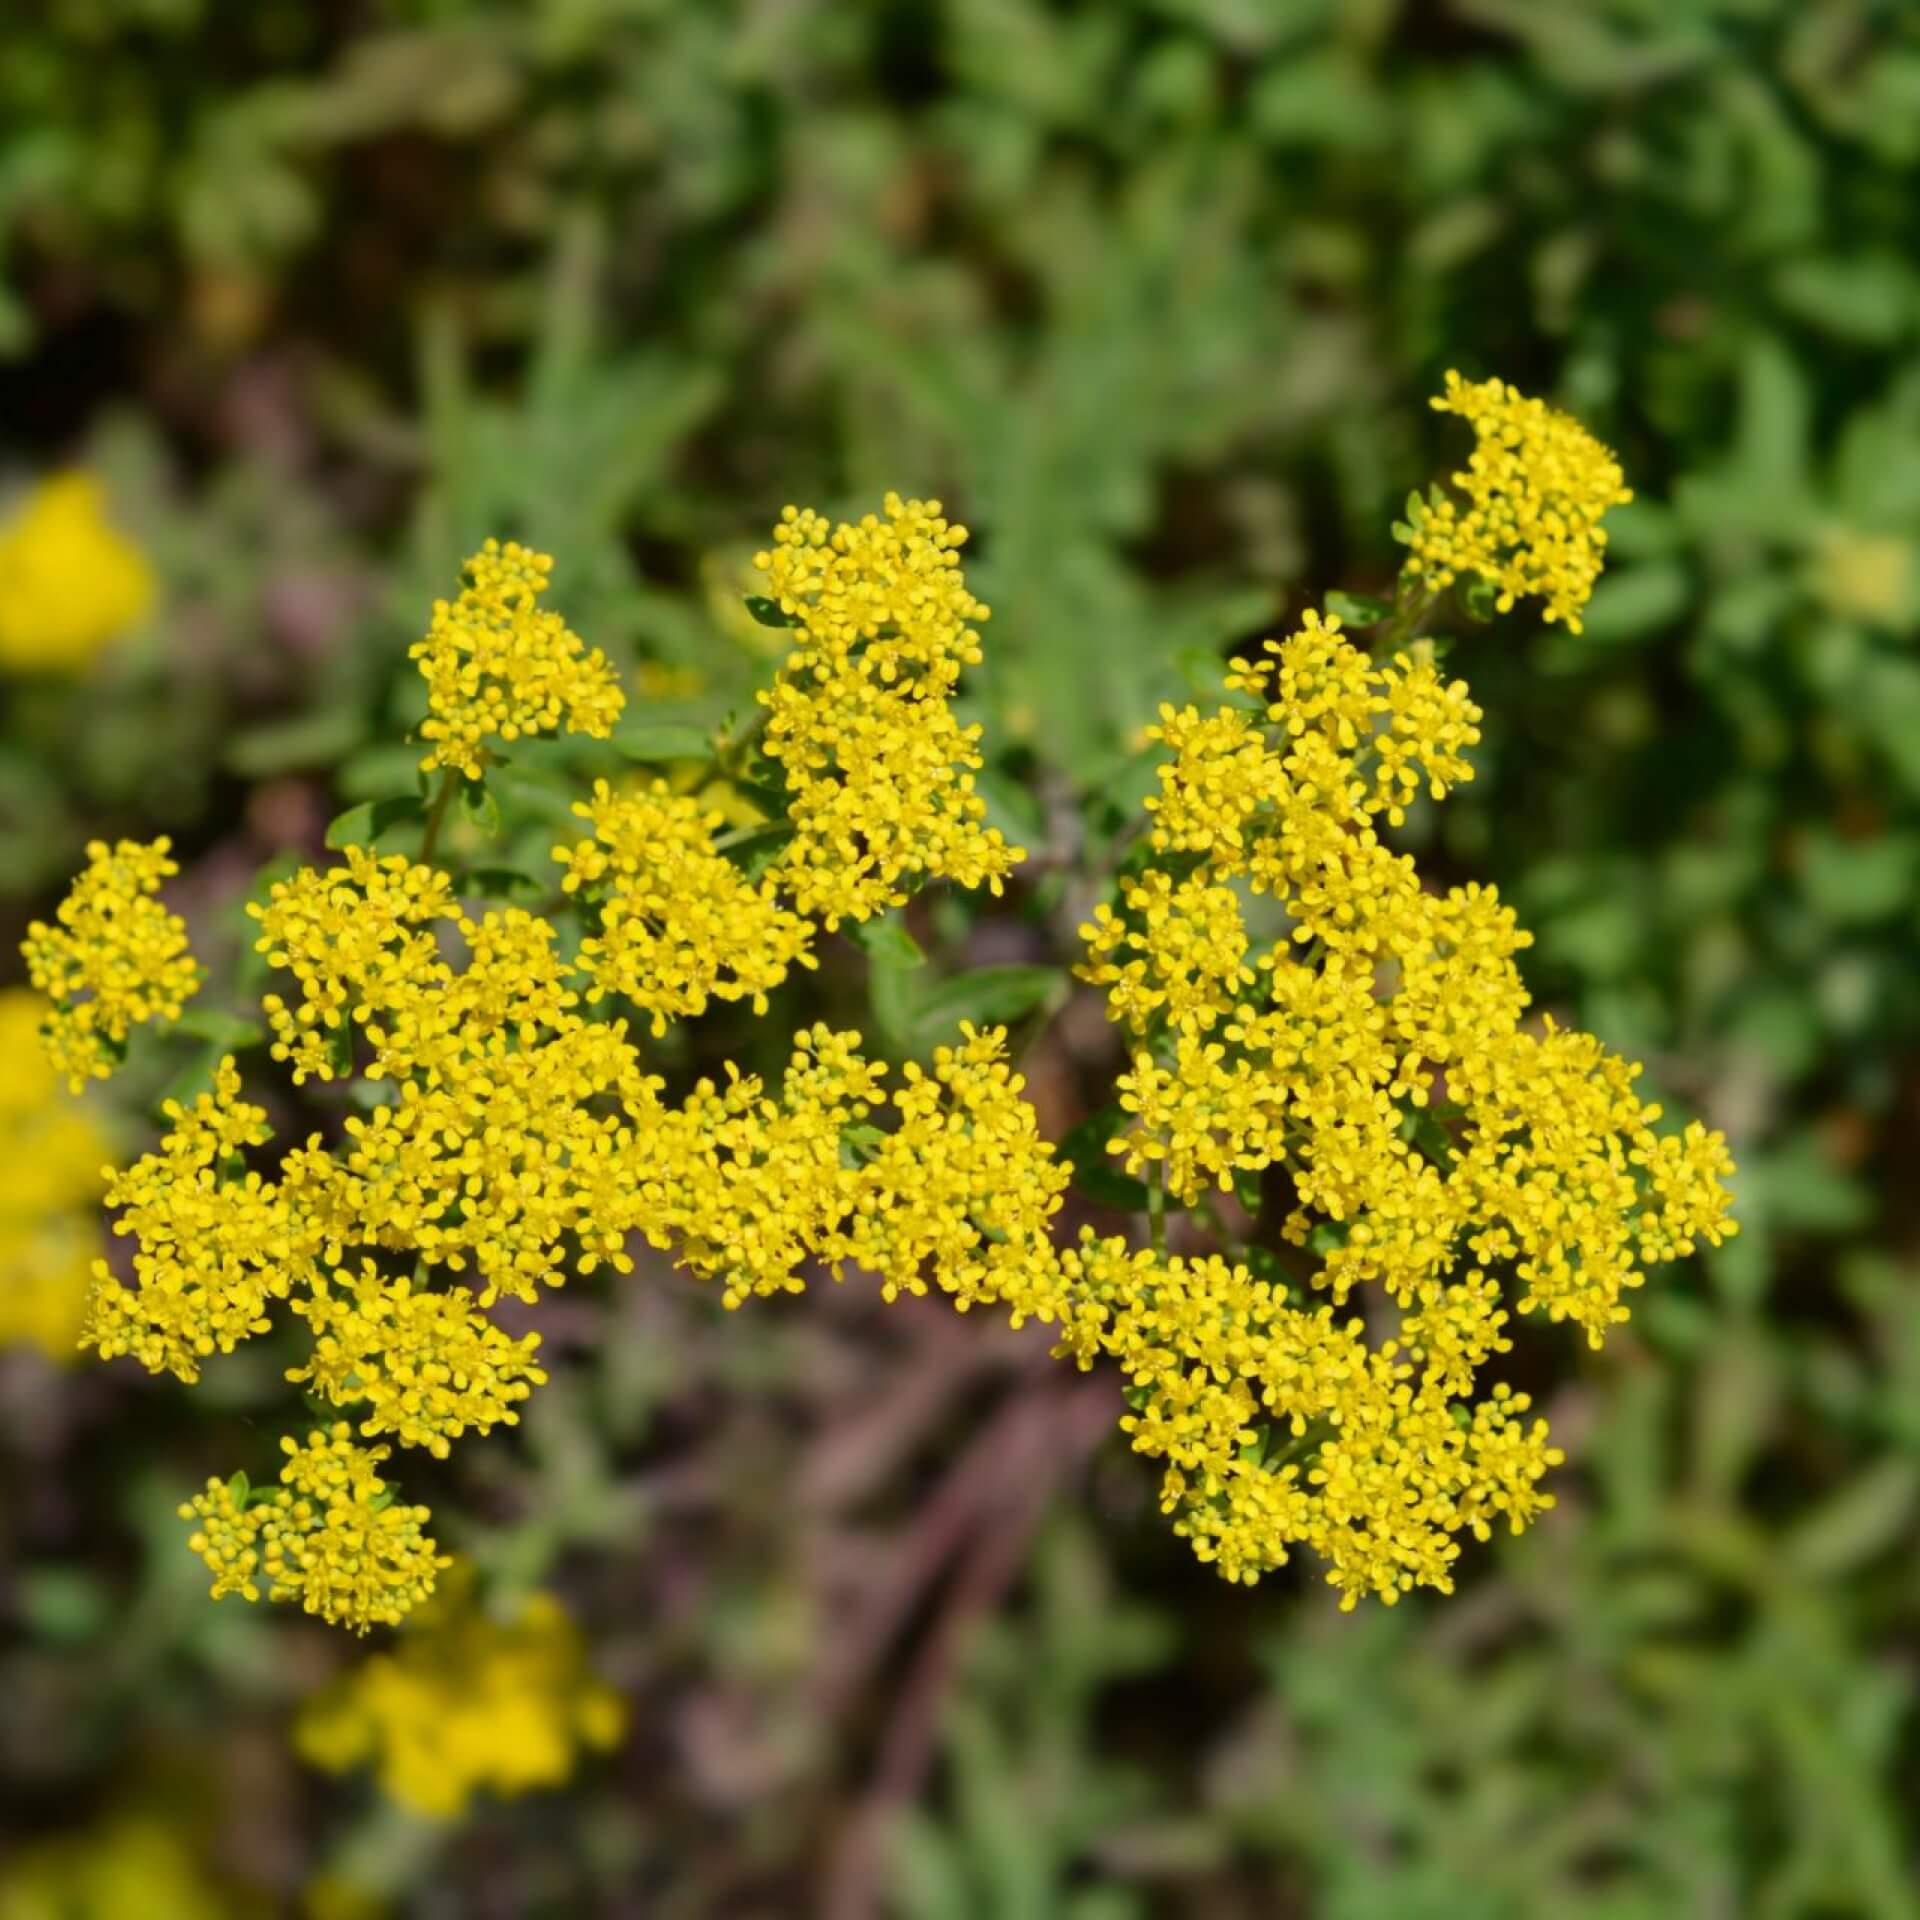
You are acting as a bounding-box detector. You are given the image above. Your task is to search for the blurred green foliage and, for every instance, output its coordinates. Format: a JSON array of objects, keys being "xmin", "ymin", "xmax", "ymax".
[{"xmin": 4, "ymin": 0, "xmax": 1920, "ymax": 1913}]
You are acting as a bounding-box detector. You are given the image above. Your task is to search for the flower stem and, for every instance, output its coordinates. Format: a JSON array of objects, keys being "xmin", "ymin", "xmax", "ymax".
[{"xmin": 418, "ymin": 767, "xmax": 461, "ymax": 868}]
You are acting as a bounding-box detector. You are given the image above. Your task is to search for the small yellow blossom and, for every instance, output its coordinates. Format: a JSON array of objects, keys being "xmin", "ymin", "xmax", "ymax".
[
  {"xmin": 1403, "ymin": 370, "xmax": 1632, "ymax": 631},
  {"xmin": 83, "ymin": 1057, "xmax": 297, "ymax": 1381},
  {"xmin": 289, "ymin": 1262, "xmax": 547, "ymax": 1458},
  {"xmin": 411, "ymin": 539, "xmax": 624, "ymax": 779},
  {"xmin": 21, "ymin": 836, "xmax": 201, "ymax": 1089},
  {"xmin": 295, "ymin": 1567, "xmax": 624, "ymax": 1817},
  {"xmin": 0, "ymin": 990, "xmax": 110, "ymax": 1361},
  {"xmin": 0, "ymin": 470, "xmax": 155, "ymax": 674},
  {"xmin": 250, "ymin": 850, "xmax": 463, "ymax": 1083},
  {"xmin": 754, "ymin": 494, "xmax": 1023, "ymax": 927},
  {"xmin": 181, "ymin": 1424, "xmax": 449, "ymax": 1633},
  {"xmin": 996, "ymin": 1234, "xmax": 1564, "ymax": 1607},
  {"xmin": 556, "ymin": 779, "xmax": 815, "ymax": 1032}
]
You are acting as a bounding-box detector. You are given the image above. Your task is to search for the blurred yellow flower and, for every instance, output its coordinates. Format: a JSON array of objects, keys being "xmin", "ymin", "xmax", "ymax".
[
  {"xmin": 1813, "ymin": 525, "xmax": 1913, "ymax": 625},
  {"xmin": 0, "ymin": 1812, "xmax": 235, "ymax": 1920},
  {"xmin": 0, "ymin": 989, "xmax": 109, "ymax": 1363},
  {"xmin": 296, "ymin": 1568, "xmax": 625, "ymax": 1818},
  {"xmin": 0, "ymin": 471, "xmax": 155, "ymax": 674}
]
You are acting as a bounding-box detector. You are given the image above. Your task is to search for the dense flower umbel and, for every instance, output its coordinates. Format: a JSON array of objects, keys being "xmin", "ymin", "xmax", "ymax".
[
  {"xmin": 21, "ymin": 837, "xmax": 201, "ymax": 1089},
  {"xmin": 1402, "ymin": 371, "xmax": 1633, "ymax": 631},
  {"xmin": 754, "ymin": 495, "xmax": 1023, "ymax": 927},
  {"xmin": 295, "ymin": 1567, "xmax": 625, "ymax": 1816},
  {"xmin": 0, "ymin": 470, "xmax": 155, "ymax": 673},
  {"xmin": 0, "ymin": 990, "xmax": 110, "ymax": 1361},
  {"xmin": 411, "ymin": 539, "xmax": 625, "ymax": 778},
  {"xmin": 180, "ymin": 1425, "xmax": 448, "ymax": 1633},
  {"xmin": 51, "ymin": 420, "xmax": 1731, "ymax": 1629},
  {"xmin": 1050, "ymin": 602, "xmax": 1736, "ymax": 1605},
  {"xmin": 557, "ymin": 779, "xmax": 816, "ymax": 1031}
]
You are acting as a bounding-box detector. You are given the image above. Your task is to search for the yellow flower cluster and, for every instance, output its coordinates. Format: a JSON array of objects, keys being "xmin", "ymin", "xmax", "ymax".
[
  {"xmin": 179, "ymin": 1425, "xmax": 447, "ymax": 1634},
  {"xmin": 83, "ymin": 1058, "xmax": 291, "ymax": 1380},
  {"xmin": 651, "ymin": 1022, "xmax": 1067, "ymax": 1312},
  {"xmin": 1402, "ymin": 370, "xmax": 1633, "ymax": 631},
  {"xmin": 411, "ymin": 538, "xmax": 624, "ymax": 778},
  {"xmin": 1012, "ymin": 1237, "xmax": 1562, "ymax": 1601},
  {"xmin": 0, "ymin": 470, "xmax": 155, "ymax": 674},
  {"xmin": 556, "ymin": 779, "xmax": 815, "ymax": 1031},
  {"xmin": 295, "ymin": 1567, "xmax": 624, "ymax": 1817},
  {"xmin": 51, "ymin": 406, "xmax": 1732, "ymax": 1630},
  {"xmin": 753, "ymin": 494, "xmax": 1023, "ymax": 927},
  {"xmin": 289, "ymin": 1262, "xmax": 548, "ymax": 1458},
  {"xmin": 21, "ymin": 837, "xmax": 201, "ymax": 1089},
  {"xmin": 1049, "ymin": 598, "xmax": 1735, "ymax": 1604},
  {"xmin": 0, "ymin": 990, "xmax": 110, "ymax": 1362}
]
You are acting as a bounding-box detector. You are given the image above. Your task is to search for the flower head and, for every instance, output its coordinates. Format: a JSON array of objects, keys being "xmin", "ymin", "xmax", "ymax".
[
  {"xmin": 753, "ymin": 494, "xmax": 1023, "ymax": 926},
  {"xmin": 181, "ymin": 1425, "xmax": 449, "ymax": 1633},
  {"xmin": 556, "ymin": 779, "xmax": 815, "ymax": 1032},
  {"xmin": 411, "ymin": 540, "xmax": 624, "ymax": 779},
  {"xmin": 1403, "ymin": 371, "xmax": 1632, "ymax": 631},
  {"xmin": 21, "ymin": 837, "xmax": 201, "ymax": 1089}
]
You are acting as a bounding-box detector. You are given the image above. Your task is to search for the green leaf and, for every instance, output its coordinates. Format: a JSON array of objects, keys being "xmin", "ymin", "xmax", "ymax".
[
  {"xmin": 325, "ymin": 795, "xmax": 427, "ymax": 851},
  {"xmin": 17, "ymin": 1568, "xmax": 110, "ymax": 1644},
  {"xmin": 840, "ymin": 1122, "xmax": 889, "ymax": 1169},
  {"xmin": 1059, "ymin": 1111, "xmax": 1155, "ymax": 1212},
  {"xmin": 227, "ymin": 1470, "xmax": 251, "ymax": 1508},
  {"xmin": 174, "ymin": 1012, "xmax": 267, "ymax": 1052},
  {"xmin": 458, "ymin": 777, "xmax": 501, "ymax": 835},
  {"xmin": 224, "ymin": 709, "xmax": 367, "ymax": 777},
  {"xmin": 851, "ymin": 916, "xmax": 927, "ymax": 970},
  {"xmin": 743, "ymin": 595, "xmax": 800, "ymax": 628},
  {"xmin": 611, "ymin": 724, "xmax": 715, "ymax": 763},
  {"xmin": 158, "ymin": 1044, "xmax": 223, "ymax": 1113},
  {"xmin": 1578, "ymin": 563, "xmax": 1693, "ymax": 644},
  {"xmin": 913, "ymin": 965, "xmax": 1066, "ymax": 1041},
  {"xmin": 461, "ymin": 866, "xmax": 547, "ymax": 903},
  {"xmin": 1460, "ymin": 576, "xmax": 1500, "ymax": 623},
  {"xmin": 714, "ymin": 822, "xmax": 794, "ymax": 880},
  {"xmin": 1325, "ymin": 589, "xmax": 1392, "ymax": 627}
]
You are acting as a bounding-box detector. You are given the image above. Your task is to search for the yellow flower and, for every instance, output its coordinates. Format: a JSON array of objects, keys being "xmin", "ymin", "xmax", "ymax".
[
  {"xmin": 753, "ymin": 494, "xmax": 1023, "ymax": 927},
  {"xmin": 556, "ymin": 778, "xmax": 815, "ymax": 1032},
  {"xmin": 0, "ymin": 1811, "xmax": 235, "ymax": 1920},
  {"xmin": 83, "ymin": 1056, "xmax": 297, "ymax": 1382},
  {"xmin": 21, "ymin": 836, "xmax": 201, "ymax": 1090},
  {"xmin": 0, "ymin": 471, "xmax": 155, "ymax": 674},
  {"xmin": 295, "ymin": 1566, "xmax": 624, "ymax": 1818},
  {"xmin": 1044, "ymin": 589, "xmax": 1736, "ymax": 1603},
  {"xmin": 1403, "ymin": 370, "xmax": 1632, "ymax": 631},
  {"xmin": 68, "ymin": 450, "xmax": 1732, "ymax": 1627},
  {"xmin": 181, "ymin": 1424, "xmax": 449, "ymax": 1634},
  {"xmin": 289, "ymin": 1261, "xmax": 547, "ymax": 1459},
  {"xmin": 0, "ymin": 990, "xmax": 110, "ymax": 1362},
  {"xmin": 411, "ymin": 539, "xmax": 624, "ymax": 779}
]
